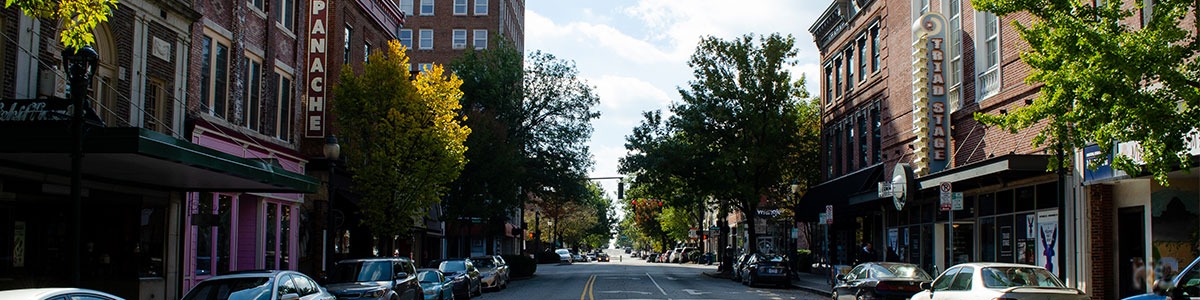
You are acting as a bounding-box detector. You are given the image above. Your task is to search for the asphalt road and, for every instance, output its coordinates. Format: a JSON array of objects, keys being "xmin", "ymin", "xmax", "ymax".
[{"xmin": 469, "ymin": 249, "xmax": 827, "ymax": 300}]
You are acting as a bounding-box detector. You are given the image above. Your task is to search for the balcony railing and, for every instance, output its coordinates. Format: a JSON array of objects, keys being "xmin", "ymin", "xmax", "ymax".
[{"xmin": 978, "ymin": 67, "xmax": 1000, "ymax": 99}]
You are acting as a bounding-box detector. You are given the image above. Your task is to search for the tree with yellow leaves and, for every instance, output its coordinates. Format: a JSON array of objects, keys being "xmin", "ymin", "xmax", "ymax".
[
  {"xmin": 333, "ymin": 40, "xmax": 471, "ymax": 243},
  {"xmin": 5, "ymin": 0, "xmax": 117, "ymax": 49}
]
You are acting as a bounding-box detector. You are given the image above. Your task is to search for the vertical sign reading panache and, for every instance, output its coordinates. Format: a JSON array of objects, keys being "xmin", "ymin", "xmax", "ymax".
[
  {"xmin": 911, "ymin": 13, "xmax": 950, "ymax": 175},
  {"xmin": 305, "ymin": 0, "xmax": 329, "ymax": 138}
]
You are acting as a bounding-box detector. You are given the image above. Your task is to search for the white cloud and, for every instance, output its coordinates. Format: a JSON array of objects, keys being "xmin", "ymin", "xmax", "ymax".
[{"xmin": 527, "ymin": 10, "xmax": 676, "ymax": 64}]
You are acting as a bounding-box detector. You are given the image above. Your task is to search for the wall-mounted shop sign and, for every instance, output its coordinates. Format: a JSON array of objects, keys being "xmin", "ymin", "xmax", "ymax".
[
  {"xmin": 305, "ymin": 0, "xmax": 329, "ymax": 138},
  {"xmin": 911, "ymin": 12, "xmax": 950, "ymax": 175},
  {"xmin": 0, "ymin": 98, "xmax": 102, "ymax": 124}
]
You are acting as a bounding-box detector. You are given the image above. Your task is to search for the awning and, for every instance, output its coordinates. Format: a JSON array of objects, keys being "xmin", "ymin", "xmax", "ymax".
[
  {"xmin": 917, "ymin": 154, "xmax": 1051, "ymax": 190},
  {"xmin": 0, "ymin": 125, "xmax": 319, "ymax": 193},
  {"xmin": 797, "ymin": 163, "xmax": 885, "ymax": 221}
]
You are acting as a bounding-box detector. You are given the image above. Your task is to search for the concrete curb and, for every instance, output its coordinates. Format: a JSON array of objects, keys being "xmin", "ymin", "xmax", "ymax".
[{"xmin": 703, "ymin": 271, "xmax": 831, "ymax": 297}]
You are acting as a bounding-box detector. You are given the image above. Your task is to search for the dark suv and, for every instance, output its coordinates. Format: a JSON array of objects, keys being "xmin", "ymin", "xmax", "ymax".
[{"xmin": 326, "ymin": 258, "xmax": 423, "ymax": 300}]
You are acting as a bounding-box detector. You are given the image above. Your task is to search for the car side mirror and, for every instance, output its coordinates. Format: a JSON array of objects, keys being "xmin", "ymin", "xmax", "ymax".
[
  {"xmin": 920, "ymin": 282, "xmax": 932, "ymax": 291},
  {"xmin": 280, "ymin": 293, "xmax": 300, "ymax": 300},
  {"xmin": 396, "ymin": 272, "xmax": 409, "ymax": 279},
  {"xmin": 1152, "ymin": 279, "xmax": 1176, "ymax": 295},
  {"xmin": 836, "ymin": 274, "xmax": 846, "ymax": 282}
]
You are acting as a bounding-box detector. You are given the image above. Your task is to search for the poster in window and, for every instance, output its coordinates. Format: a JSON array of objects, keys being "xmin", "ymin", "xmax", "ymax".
[{"xmin": 13, "ymin": 221, "xmax": 24, "ymax": 267}]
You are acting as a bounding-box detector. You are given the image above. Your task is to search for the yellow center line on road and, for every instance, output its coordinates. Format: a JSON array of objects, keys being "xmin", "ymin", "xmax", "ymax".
[{"xmin": 579, "ymin": 274, "xmax": 596, "ymax": 300}]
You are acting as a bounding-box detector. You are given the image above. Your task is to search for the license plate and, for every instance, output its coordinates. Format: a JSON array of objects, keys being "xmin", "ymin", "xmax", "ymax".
[{"xmin": 767, "ymin": 268, "xmax": 779, "ymax": 274}]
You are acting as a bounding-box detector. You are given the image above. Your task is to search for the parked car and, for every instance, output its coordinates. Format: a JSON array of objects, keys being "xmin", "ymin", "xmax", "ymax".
[
  {"xmin": 555, "ymin": 249, "xmax": 573, "ymax": 263},
  {"xmin": 470, "ymin": 255, "xmax": 509, "ymax": 291},
  {"xmin": 740, "ymin": 253, "xmax": 791, "ymax": 287},
  {"xmin": 182, "ymin": 270, "xmax": 335, "ymax": 300},
  {"xmin": 646, "ymin": 253, "xmax": 659, "ymax": 262},
  {"xmin": 0, "ymin": 288, "xmax": 124, "ymax": 300},
  {"xmin": 597, "ymin": 253, "xmax": 610, "ymax": 262},
  {"xmin": 832, "ymin": 262, "xmax": 931, "ymax": 300},
  {"xmin": 730, "ymin": 253, "xmax": 753, "ymax": 282},
  {"xmin": 910, "ymin": 262, "xmax": 1087, "ymax": 300},
  {"xmin": 437, "ymin": 258, "xmax": 482, "ymax": 299},
  {"xmin": 326, "ymin": 258, "xmax": 423, "ymax": 300},
  {"xmin": 1122, "ymin": 256, "xmax": 1200, "ymax": 300},
  {"xmin": 572, "ymin": 253, "xmax": 587, "ymax": 262},
  {"xmin": 416, "ymin": 269, "xmax": 456, "ymax": 300}
]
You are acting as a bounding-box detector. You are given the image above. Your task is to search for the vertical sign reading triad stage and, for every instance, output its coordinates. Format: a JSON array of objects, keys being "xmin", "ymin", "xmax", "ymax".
[
  {"xmin": 912, "ymin": 13, "xmax": 950, "ymax": 174},
  {"xmin": 305, "ymin": 0, "xmax": 329, "ymax": 138}
]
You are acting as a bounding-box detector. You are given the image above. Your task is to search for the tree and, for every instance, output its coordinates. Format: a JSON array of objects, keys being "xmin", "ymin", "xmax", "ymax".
[
  {"xmin": 670, "ymin": 33, "xmax": 810, "ymax": 256},
  {"xmin": 5, "ymin": 0, "xmax": 117, "ymax": 49},
  {"xmin": 333, "ymin": 41, "xmax": 470, "ymax": 246},
  {"xmin": 973, "ymin": 0, "xmax": 1200, "ymax": 184}
]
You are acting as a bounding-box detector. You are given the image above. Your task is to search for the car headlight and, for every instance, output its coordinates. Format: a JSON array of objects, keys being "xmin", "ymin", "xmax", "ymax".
[{"xmin": 364, "ymin": 289, "xmax": 387, "ymax": 298}]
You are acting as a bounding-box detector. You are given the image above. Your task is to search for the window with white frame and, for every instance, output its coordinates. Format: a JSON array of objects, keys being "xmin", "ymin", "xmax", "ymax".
[
  {"xmin": 399, "ymin": 0, "xmax": 413, "ymax": 15},
  {"xmin": 420, "ymin": 0, "xmax": 434, "ymax": 15},
  {"xmin": 344, "ymin": 26, "xmax": 352, "ymax": 64},
  {"xmin": 824, "ymin": 64, "xmax": 834, "ymax": 102},
  {"xmin": 200, "ymin": 34, "xmax": 231, "ymax": 119},
  {"xmin": 275, "ymin": 71, "xmax": 294, "ymax": 141},
  {"xmin": 452, "ymin": 29, "xmax": 467, "ymax": 49},
  {"xmin": 976, "ymin": 12, "xmax": 1001, "ymax": 99},
  {"xmin": 400, "ymin": 29, "xmax": 413, "ymax": 49},
  {"xmin": 419, "ymin": 29, "xmax": 433, "ymax": 49},
  {"xmin": 419, "ymin": 63, "xmax": 434, "ymax": 72},
  {"xmin": 249, "ymin": 0, "xmax": 264, "ymax": 13},
  {"xmin": 454, "ymin": 0, "xmax": 467, "ymax": 14},
  {"xmin": 243, "ymin": 54, "xmax": 263, "ymax": 131},
  {"xmin": 947, "ymin": 0, "xmax": 963, "ymax": 109},
  {"xmin": 857, "ymin": 36, "xmax": 867, "ymax": 81},
  {"xmin": 275, "ymin": 0, "xmax": 294, "ymax": 31},
  {"xmin": 870, "ymin": 24, "xmax": 880, "ymax": 72},
  {"xmin": 364, "ymin": 42, "xmax": 370, "ymax": 62},
  {"xmin": 913, "ymin": 0, "xmax": 930, "ymax": 20},
  {"xmin": 844, "ymin": 47, "xmax": 854, "ymax": 91},
  {"xmin": 473, "ymin": 29, "xmax": 487, "ymax": 49},
  {"xmin": 474, "ymin": 0, "xmax": 488, "ymax": 15},
  {"xmin": 834, "ymin": 57, "xmax": 842, "ymax": 98},
  {"xmin": 145, "ymin": 78, "xmax": 168, "ymax": 134}
]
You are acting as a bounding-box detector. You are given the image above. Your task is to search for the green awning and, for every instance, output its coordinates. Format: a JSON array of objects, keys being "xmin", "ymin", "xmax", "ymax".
[{"xmin": 0, "ymin": 126, "xmax": 318, "ymax": 193}]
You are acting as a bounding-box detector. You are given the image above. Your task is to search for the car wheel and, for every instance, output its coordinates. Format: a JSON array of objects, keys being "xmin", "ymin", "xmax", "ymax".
[{"xmin": 747, "ymin": 274, "xmax": 755, "ymax": 287}]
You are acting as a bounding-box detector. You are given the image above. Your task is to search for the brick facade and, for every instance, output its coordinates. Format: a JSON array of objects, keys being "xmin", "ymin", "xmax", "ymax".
[
  {"xmin": 403, "ymin": 0, "xmax": 524, "ymax": 68},
  {"xmin": 1089, "ymin": 184, "xmax": 1113, "ymax": 300}
]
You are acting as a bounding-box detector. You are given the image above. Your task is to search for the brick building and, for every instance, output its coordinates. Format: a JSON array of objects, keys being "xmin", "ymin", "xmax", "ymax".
[
  {"xmin": 0, "ymin": 0, "xmax": 316, "ymax": 299},
  {"xmin": 396, "ymin": 0, "xmax": 526, "ymax": 260},
  {"xmin": 803, "ymin": 0, "xmax": 1082, "ymax": 292},
  {"xmin": 805, "ymin": 0, "xmax": 1200, "ymax": 298}
]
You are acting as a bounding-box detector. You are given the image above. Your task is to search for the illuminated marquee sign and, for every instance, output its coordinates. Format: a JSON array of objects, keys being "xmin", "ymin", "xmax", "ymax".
[
  {"xmin": 911, "ymin": 12, "xmax": 950, "ymax": 175},
  {"xmin": 305, "ymin": 0, "xmax": 328, "ymax": 138}
]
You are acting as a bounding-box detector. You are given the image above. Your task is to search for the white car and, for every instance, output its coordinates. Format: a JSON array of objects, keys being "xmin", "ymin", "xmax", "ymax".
[
  {"xmin": 555, "ymin": 248, "xmax": 573, "ymax": 263},
  {"xmin": 0, "ymin": 288, "xmax": 124, "ymax": 300},
  {"xmin": 909, "ymin": 263, "xmax": 1087, "ymax": 300}
]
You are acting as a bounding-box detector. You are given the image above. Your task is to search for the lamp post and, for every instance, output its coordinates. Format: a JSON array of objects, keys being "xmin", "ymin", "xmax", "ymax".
[
  {"xmin": 789, "ymin": 182, "xmax": 800, "ymax": 273},
  {"xmin": 323, "ymin": 135, "xmax": 340, "ymax": 274},
  {"xmin": 63, "ymin": 46, "xmax": 98, "ymax": 287}
]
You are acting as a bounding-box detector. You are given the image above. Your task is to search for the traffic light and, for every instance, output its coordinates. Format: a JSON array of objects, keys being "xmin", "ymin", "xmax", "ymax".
[{"xmin": 618, "ymin": 182, "xmax": 624, "ymax": 199}]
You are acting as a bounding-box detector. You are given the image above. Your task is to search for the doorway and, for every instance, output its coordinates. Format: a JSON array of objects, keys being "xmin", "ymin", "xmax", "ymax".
[{"xmin": 1118, "ymin": 206, "xmax": 1146, "ymax": 298}]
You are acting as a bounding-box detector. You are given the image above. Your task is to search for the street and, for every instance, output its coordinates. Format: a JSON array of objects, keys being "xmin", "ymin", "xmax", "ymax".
[{"xmin": 473, "ymin": 250, "xmax": 826, "ymax": 300}]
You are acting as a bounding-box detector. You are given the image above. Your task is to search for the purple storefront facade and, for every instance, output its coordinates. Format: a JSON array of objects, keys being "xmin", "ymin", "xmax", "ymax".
[{"xmin": 182, "ymin": 119, "xmax": 307, "ymax": 291}]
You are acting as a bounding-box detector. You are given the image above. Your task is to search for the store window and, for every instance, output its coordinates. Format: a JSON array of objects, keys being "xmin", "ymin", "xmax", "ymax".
[
  {"xmin": 194, "ymin": 193, "xmax": 234, "ymax": 276},
  {"xmin": 264, "ymin": 202, "xmax": 292, "ymax": 270}
]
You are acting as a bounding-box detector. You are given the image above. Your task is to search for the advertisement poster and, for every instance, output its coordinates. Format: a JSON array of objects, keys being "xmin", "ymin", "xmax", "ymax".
[
  {"xmin": 1000, "ymin": 225, "xmax": 1013, "ymax": 258},
  {"xmin": 1037, "ymin": 210, "xmax": 1059, "ymax": 273},
  {"xmin": 888, "ymin": 228, "xmax": 899, "ymax": 259},
  {"xmin": 1150, "ymin": 187, "xmax": 1199, "ymax": 283}
]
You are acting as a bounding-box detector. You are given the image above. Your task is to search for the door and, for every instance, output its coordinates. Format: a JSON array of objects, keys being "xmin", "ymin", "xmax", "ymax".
[
  {"xmin": 931, "ymin": 266, "xmax": 973, "ymax": 300},
  {"xmin": 1119, "ymin": 206, "xmax": 1146, "ymax": 298}
]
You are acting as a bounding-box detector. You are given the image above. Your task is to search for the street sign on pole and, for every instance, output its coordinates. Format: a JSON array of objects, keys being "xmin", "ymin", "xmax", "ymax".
[
  {"xmin": 939, "ymin": 182, "xmax": 952, "ymax": 211},
  {"xmin": 952, "ymin": 192, "xmax": 964, "ymax": 210}
]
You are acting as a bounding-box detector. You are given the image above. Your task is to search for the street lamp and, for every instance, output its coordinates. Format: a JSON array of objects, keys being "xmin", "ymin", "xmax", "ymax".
[
  {"xmin": 789, "ymin": 181, "xmax": 800, "ymax": 274},
  {"xmin": 323, "ymin": 135, "xmax": 340, "ymax": 274},
  {"xmin": 63, "ymin": 45, "xmax": 98, "ymax": 287}
]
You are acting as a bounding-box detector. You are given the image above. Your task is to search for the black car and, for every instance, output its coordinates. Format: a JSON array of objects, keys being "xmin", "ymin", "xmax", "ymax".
[
  {"xmin": 740, "ymin": 253, "xmax": 790, "ymax": 288},
  {"xmin": 596, "ymin": 253, "xmax": 610, "ymax": 262},
  {"xmin": 730, "ymin": 253, "xmax": 752, "ymax": 281},
  {"xmin": 832, "ymin": 262, "xmax": 932, "ymax": 300},
  {"xmin": 438, "ymin": 258, "xmax": 481, "ymax": 299},
  {"xmin": 326, "ymin": 258, "xmax": 424, "ymax": 300}
]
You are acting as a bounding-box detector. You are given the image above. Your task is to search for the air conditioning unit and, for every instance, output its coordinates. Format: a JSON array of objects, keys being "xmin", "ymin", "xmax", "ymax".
[
  {"xmin": 453, "ymin": 42, "xmax": 466, "ymax": 49},
  {"xmin": 38, "ymin": 67, "xmax": 67, "ymax": 98}
]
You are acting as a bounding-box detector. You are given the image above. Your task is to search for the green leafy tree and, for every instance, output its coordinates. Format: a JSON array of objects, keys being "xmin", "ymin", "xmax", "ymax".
[
  {"xmin": 333, "ymin": 41, "xmax": 471, "ymax": 245},
  {"xmin": 5, "ymin": 0, "xmax": 117, "ymax": 49},
  {"xmin": 669, "ymin": 33, "xmax": 810, "ymax": 255},
  {"xmin": 973, "ymin": 0, "xmax": 1200, "ymax": 184}
]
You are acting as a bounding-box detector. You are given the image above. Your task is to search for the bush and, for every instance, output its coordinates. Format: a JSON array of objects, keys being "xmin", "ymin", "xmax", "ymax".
[{"xmin": 502, "ymin": 255, "xmax": 537, "ymax": 277}]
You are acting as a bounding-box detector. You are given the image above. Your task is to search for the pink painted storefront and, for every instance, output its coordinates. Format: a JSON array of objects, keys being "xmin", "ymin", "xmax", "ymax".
[{"xmin": 183, "ymin": 118, "xmax": 310, "ymax": 291}]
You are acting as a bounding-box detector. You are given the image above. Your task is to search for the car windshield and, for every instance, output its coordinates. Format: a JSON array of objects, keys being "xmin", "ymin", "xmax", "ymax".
[
  {"xmin": 331, "ymin": 261, "xmax": 393, "ymax": 283},
  {"xmin": 871, "ymin": 264, "xmax": 932, "ymax": 280},
  {"xmin": 440, "ymin": 261, "xmax": 467, "ymax": 272},
  {"xmin": 417, "ymin": 271, "xmax": 440, "ymax": 283},
  {"xmin": 182, "ymin": 277, "xmax": 271, "ymax": 300},
  {"xmin": 472, "ymin": 259, "xmax": 495, "ymax": 268},
  {"xmin": 555, "ymin": 249, "xmax": 570, "ymax": 255},
  {"xmin": 981, "ymin": 267, "xmax": 1066, "ymax": 288}
]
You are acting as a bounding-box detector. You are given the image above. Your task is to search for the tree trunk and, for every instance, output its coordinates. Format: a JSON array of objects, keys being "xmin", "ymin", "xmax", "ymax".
[
  {"xmin": 745, "ymin": 197, "xmax": 758, "ymax": 255},
  {"xmin": 717, "ymin": 197, "xmax": 730, "ymax": 272}
]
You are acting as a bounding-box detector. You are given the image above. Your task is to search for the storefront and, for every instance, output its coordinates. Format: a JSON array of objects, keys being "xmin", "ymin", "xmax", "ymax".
[
  {"xmin": 0, "ymin": 114, "xmax": 317, "ymax": 300},
  {"xmin": 183, "ymin": 118, "xmax": 315, "ymax": 291}
]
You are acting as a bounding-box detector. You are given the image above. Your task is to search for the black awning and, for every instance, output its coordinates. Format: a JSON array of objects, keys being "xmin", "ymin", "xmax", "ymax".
[
  {"xmin": 0, "ymin": 125, "xmax": 318, "ymax": 193},
  {"xmin": 797, "ymin": 163, "xmax": 885, "ymax": 221},
  {"xmin": 917, "ymin": 154, "xmax": 1052, "ymax": 191}
]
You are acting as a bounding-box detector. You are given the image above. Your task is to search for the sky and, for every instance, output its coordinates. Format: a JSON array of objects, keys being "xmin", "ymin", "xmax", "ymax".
[{"xmin": 524, "ymin": 0, "xmax": 829, "ymax": 210}]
